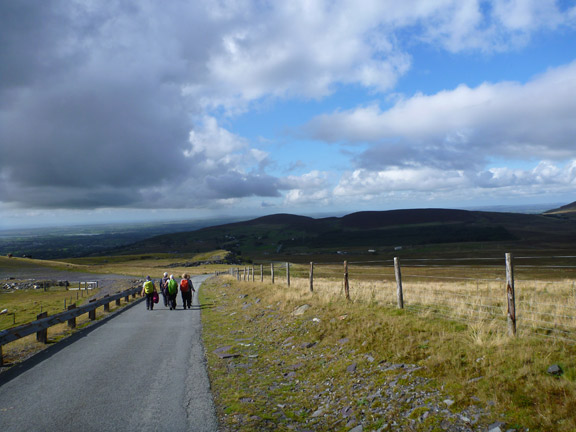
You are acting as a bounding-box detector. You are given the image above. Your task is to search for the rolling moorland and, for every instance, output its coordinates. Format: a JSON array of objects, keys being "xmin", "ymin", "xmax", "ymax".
[
  {"xmin": 103, "ymin": 204, "xmax": 576, "ymax": 263},
  {"xmin": 2, "ymin": 203, "xmax": 576, "ymax": 431},
  {"xmin": 1, "ymin": 203, "xmax": 576, "ymax": 264}
]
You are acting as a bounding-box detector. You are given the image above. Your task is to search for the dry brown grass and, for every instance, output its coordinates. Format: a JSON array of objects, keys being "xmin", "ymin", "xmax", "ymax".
[
  {"xmin": 211, "ymin": 270, "xmax": 576, "ymax": 431},
  {"xmin": 261, "ymin": 260, "xmax": 576, "ymax": 343},
  {"xmin": 203, "ymin": 274, "xmax": 576, "ymax": 431}
]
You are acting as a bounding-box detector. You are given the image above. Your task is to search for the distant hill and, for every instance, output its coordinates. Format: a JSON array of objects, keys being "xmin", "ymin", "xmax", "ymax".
[
  {"xmin": 544, "ymin": 201, "xmax": 576, "ymax": 215},
  {"xmin": 107, "ymin": 208, "xmax": 576, "ymax": 259}
]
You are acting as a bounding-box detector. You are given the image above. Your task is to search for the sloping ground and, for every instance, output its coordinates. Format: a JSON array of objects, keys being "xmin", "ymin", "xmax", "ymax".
[
  {"xmin": 200, "ymin": 276, "xmax": 576, "ymax": 431},
  {"xmin": 201, "ymin": 278, "xmax": 499, "ymax": 431},
  {"xmin": 107, "ymin": 208, "xmax": 576, "ymax": 257},
  {"xmin": 543, "ymin": 201, "xmax": 576, "ymax": 216}
]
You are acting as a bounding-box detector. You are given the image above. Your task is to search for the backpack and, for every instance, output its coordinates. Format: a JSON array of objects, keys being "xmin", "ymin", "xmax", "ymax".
[
  {"xmin": 180, "ymin": 278, "xmax": 189, "ymax": 292},
  {"xmin": 144, "ymin": 280, "xmax": 154, "ymax": 294},
  {"xmin": 168, "ymin": 279, "xmax": 178, "ymax": 295}
]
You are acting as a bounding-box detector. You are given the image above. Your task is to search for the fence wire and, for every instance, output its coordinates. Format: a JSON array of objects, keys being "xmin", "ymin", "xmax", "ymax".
[{"xmin": 241, "ymin": 256, "xmax": 576, "ymax": 343}]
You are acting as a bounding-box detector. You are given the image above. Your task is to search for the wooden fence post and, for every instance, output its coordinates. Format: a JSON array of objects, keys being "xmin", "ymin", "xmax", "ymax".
[
  {"xmin": 310, "ymin": 262, "xmax": 314, "ymax": 292},
  {"xmin": 67, "ymin": 304, "xmax": 77, "ymax": 328},
  {"xmin": 261, "ymin": 264, "xmax": 264, "ymax": 282},
  {"xmin": 286, "ymin": 262, "xmax": 290, "ymax": 287},
  {"xmin": 394, "ymin": 257, "xmax": 404, "ymax": 309},
  {"xmin": 344, "ymin": 261, "xmax": 350, "ymax": 301},
  {"xmin": 506, "ymin": 253, "xmax": 517, "ymax": 336},
  {"xmin": 89, "ymin": 299, "xmax": 97, "ymax": 321},
  {"xmin": 36, "ymin": 311, "xmax": 48, "ymax": 343},
  {"xmin": 271, "ymin": 263, "xmax": 275, "ymax": 284},
  {"xmin": 116, "ymin": 298, "xmax": 121, "ymax": 306},
  {"xmin": 103, "ymin": 295, "xmax": 110, "ymax": 312},
  {"xmin": 252, "ymin": 265, "xmax": 255, "ymax": 282}
]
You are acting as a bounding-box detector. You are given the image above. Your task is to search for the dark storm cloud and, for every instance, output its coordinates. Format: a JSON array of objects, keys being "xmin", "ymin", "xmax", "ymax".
[
  {"xmin": 204, "ymin": 172, "xmax": 282, "ymax": 199},
  {"xmin": 0, "ymin": 1, "xmax": 189, "ymax": 207},
  {"xmin": 0, "ymin": 0, "xmax": 284, "ymax": 209}
]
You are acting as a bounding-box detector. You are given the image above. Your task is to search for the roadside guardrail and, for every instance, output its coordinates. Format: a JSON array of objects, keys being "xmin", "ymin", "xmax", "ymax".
[{"xmin": 0, "ymin": 286, "xmax": 141, "ymax": 366}]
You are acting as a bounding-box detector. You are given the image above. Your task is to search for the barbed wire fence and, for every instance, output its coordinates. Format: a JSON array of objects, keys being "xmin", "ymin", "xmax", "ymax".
[{"xmin": 227, "ymin": 254, "xmax": 576, "ymax": 343}]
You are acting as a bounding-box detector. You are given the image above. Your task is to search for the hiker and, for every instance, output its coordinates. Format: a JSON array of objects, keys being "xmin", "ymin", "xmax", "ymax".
[
  {"xmin": 180, "ymin": 273, "xmax": 195, "ymax": 309},
  {"xmin": 159, "ymin": 272, "xmax": 169, "ymax": 307},
  {"xmin": 167, "ymin": 274, "xmax": 179, "ymax": 310},
  {"xmin": 141, "ymin": 276, "xmax": 156, "ymax": 311}
]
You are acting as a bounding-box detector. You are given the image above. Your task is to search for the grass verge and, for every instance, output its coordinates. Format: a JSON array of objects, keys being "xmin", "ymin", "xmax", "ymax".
[{"xmin": 201, "ymin": 276, "xmax": 576, "ymax": 431}]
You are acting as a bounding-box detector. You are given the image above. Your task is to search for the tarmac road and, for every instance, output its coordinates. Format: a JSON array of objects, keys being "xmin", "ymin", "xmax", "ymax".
[{"xmin": 0, "ymin": 275, "xmax": 218, "ymax": 432}]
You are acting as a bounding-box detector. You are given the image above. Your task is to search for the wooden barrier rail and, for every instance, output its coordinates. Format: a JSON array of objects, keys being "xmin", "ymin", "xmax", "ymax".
[{"xmin": 0, "ymin": 286, "xmax": 141, "ymax": 366}]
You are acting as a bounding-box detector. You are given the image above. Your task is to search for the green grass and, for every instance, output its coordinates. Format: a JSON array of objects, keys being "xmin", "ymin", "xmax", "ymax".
[
  {"xmin": 201, "ymin": 275, "xmax": 576, "ymax": 431},
  {"xmin": 0, "ymin": 287, "xmax": 100, "ymax": 331}
]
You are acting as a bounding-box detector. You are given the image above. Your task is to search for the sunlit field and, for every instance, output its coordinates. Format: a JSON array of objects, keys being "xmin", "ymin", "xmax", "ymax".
[{"xmin": 241, "ymin": 257, "xmax": 576, "ymax": 343}]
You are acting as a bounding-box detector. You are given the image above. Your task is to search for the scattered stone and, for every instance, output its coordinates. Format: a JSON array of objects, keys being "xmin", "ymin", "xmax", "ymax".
[
  {"xmin": 213, "ymin": 345, "xmax": 241, "ymax": 359},
  {"xmin": 440, "ymin": 419, "xmax": 452, "ymax": 430},
  {"xmin": 341, "ymin": 406, "xmax": 353, "ymax": 418},
  {"xmin": 547, "ymin": 364, "xmax": 563, "ymax": 376},
  {"xmin": 443, "ymin": 399, "xmax": 454, "ymax": 407},
  {"xmin": 312, "ymin": 317, "xmax": 321, "ymax": 322},
  {"xmin": 286, "ymin": 362, "xmax": 304, "ymax": 371},
  {"xmin": 217, "ymin": 352, "xmax": 241, "ymax": 359},
  {"xmin": 488, "ymin": 421, "xmax": 505, "ymax": 432},
  {"xmin": 382, "ymin": 363, "xmax": 405, "ymax": 371},
  {"xmin": 349, "ymin": 424, "xmax": 362, "ymax": 432},
  {"xmin": 346, "ymin": 363, "xmax": 357, "ymax": 373},
  {"xmin": 239, "ymin": 294, "xmax": 248, "ymax": 299},
  {"xmin": 346, "ymin": 419, "xmax": 358, "ymax": 429},
  {"xmin": 292, "ymin": 304, "xmax": 311, "ymax": 315},
  {"xmin": 213, "ymin": 345, "xmax": 233, "ymax": 354},
  {"xmin": 311, "ymin": 407, "xmax": 325, "ymax": 418},
  {"xmin": 0, "ymin": 309, "xmax": 8, "ymax": 315},
  {"xmin": 337, "ymin": 338, "xmax": 349, "ymax": 345},
  {"xmin": 301, "ymin": 342, "xmax": 316, "ymax": 349}
]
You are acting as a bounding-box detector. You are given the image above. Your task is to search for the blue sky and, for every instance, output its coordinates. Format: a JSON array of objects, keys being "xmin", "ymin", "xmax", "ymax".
[{"xmin": 1, "ymin": 1, "xmax": 576, "ymax": 229}]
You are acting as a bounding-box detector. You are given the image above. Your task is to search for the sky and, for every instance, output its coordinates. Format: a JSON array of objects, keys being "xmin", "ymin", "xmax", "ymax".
[{"xmin": 1, "ymin": 0, "xmax": 576, "ymax": 229}]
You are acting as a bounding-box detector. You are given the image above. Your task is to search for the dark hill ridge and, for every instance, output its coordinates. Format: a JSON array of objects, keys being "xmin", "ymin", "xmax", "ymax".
[
  {"xmin": 107, "ymin": 208, "xmax": 576, "ymax": 257},
  {"xmin": 340, "ymin": 209, "xmax": 478, "ymax": 229},
  {"xmin": 215, "ymin": 213, "xmax": 327, "ymax": 231},
  {"xmin": 544, "ymin": 201, "xmax": 576, "ymax": 214}
]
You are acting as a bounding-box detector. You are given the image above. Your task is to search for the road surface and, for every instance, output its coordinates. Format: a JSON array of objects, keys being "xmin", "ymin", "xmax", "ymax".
[{"xmin": 0, "ymin": 275, "xmax": 218, "ymax": 432}]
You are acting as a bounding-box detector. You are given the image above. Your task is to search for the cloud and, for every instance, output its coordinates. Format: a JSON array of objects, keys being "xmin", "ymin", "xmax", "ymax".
[
  {"xmin": 280, "ymin": 171, "xmax": 333, "ymax": 206},
  {"xmin": 332, "ymin": 160, "xmax": 576, "ymax": 205},
  {"xmin": 1, "ymin": 1, "xmax": 574, "ymax": 212},
  {"xmin": 304, "ymin": 61, "xmax": 576, "ymax": 171}
]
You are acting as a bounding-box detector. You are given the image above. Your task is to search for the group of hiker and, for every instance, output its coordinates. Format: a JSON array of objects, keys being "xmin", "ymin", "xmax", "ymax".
[{"xmin": 140, "ymin": 272, "xmax": 195, "ymax": 311}]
